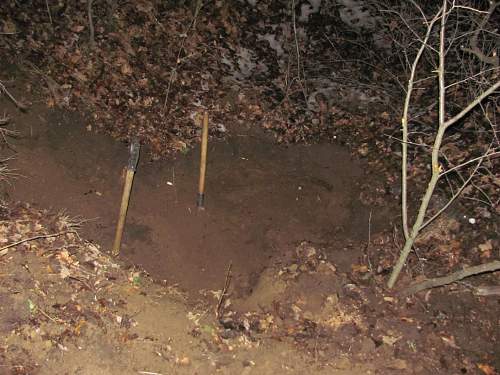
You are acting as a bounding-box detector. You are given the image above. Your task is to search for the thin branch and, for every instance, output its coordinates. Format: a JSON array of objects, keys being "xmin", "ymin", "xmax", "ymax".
[
  {"xmin": 452, "ymin": 5, "xmax": 490, "ymax": 14},
  {"xmin": 420, "ymin": 151, "xmax": 485, "ymax": 230},
  {"xmin": 388, "ymin": 0, "xmax": 448, "ymax": 289},
  {"xmin": 439, "ymin": 149, "xmax": 499, "ymax": 177},
  {"xmin": 216, "ymin": 262, "xmax": 232, "ymax": 320},
  {"xmin": 402, "ymin": 260, "xmax": 500, "ymax": 296},
  {"xmin": 291, "ymin": 0, "xmax": 307, "ymax": 101},
  {"xmin": 45, "ymin": 0, "xmax": 53, "ymax": 28},
  {"xmin": 401, "ymin": 7, "xmax": 442, "ymax": 241},
  {"xmin": 161, "ymin": 2, "xmax": 203, "ymax": 115},
  {"xmin": 458, "ymin": 0, "xmax": 499, "ymax": 66},
  {"xmin": 444, "ymin": 80, "xmax": 500, "ymax": 129},
  {"xmin": 385, "ymin": 134, "xmax": 432, "ymax": 149},
  {"xmin": 0, "ymin": 231, "xmax": 77, "ymax": 257},
  {"xmin": 445, "ymin": 67, "xmax": 500, "ymax": 89},
  {"xmin": 0, "ymin": 81, "xmax": 28, "ymax": 111},
  {"xmin": 88, "ymin": 0, "xmax": 95, "ymax": 48}
]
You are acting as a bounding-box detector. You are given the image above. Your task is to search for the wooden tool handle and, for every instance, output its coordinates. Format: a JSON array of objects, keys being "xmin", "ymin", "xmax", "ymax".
[
  {"xmin": 197, "ymin": 111, "xmax": 209, "ymax": 208},
  {"xmin": 112, "ymin": 169, "xmax": 134, "ymax": 256}
]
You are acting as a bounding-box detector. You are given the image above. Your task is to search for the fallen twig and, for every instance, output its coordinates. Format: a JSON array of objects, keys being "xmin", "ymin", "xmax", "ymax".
[
  {"xmin": 38, "ymin": 306, "xmax": 65, "ymax": 324},
  {"xmin": 471, "ymin": 285, "xmax": 500, "ymax": 296},
  {"xmin": 0, "ymin": 231, "xmax": 77, "ymax": 257},
  {"xmin": 402, "ymin": 260, "xmax": 500, "ymax": 296},
  {"xmin": 87, "ymin": 0, "xmax": 95, "ymax": 48},
  {"xmin": 216, "ymin": 262, "xmax": 232, "ymax": 319},
  {"xmin": 0, "ymin": 113, "xmax": 9, "ymax": 125},
  {"xmin": 0, "ymin": 81, "xmax": 28, "ymax": 111}
]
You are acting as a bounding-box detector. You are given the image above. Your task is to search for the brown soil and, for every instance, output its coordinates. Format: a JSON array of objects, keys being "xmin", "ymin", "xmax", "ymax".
[
  {"xmin": 4, "ymin": 104, "xmax": 390, "ymax": 298},
  {"xmin": 1, "ymin": 91, "xmax": 499, "ymax": 375}
]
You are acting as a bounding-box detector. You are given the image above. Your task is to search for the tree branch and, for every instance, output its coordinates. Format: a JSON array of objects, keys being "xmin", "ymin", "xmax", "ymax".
[
  {"xmin": 401, "ymin": 8, "xmax": 442, "ymax": 241},
  {"xmin": 444, "ymin": 80, "xmax": 500, "ymax": 129},
  {"xmin": 459, "ymin": 0, "xmax": 499, "ymax": 67},
  {"xmin": 402, "ymin": 260, "xmax": 500, "ymax": 296}
]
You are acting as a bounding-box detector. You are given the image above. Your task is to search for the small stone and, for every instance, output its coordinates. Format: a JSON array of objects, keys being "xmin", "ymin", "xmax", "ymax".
[
  {"xmin": 178, "ymin": 356, "xmax": 190, "ymax": 366},
  {"xmin": 242, "ymin": 360, "xmax": 255, "ymax": 367}
]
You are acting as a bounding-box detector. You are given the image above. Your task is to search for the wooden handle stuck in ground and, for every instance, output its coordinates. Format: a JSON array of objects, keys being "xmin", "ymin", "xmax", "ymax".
[
  {"xmin": 112, "ymin": 139, "xmax": 140, "ymax": 256},
  {"xmin": 112, "ymin": 170, "xmax": 134, "ymax": 256},
  {"xmin": 197, "ymin": 111, "xmax": 209, "ymax": 209}
]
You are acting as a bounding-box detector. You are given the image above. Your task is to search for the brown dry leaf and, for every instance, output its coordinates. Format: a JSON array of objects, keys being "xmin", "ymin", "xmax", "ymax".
[
  {"xmin": 120, "ymin": 62, "xmax": 133, "ymax": 76},
  {"xmin": 143, "ymin": 97, "xmax": 154, "ymax": 107},
  {"xmin": 380, "ymin": 111, "xmax": 390, "ymax": 120},
  {"xmin": 478, "ymin": 240, "xmax": 493, "ymax": 254},
  {"xmin": 69, "ymin": 53, "xmax": 81, "ymax": 64},
  {"xmin": 477, "ymin": 364, "xmax": 497, "ymax": 375},
  {"xmin": 172, "ymin": 140, "xmax": 187, "ymax": 152},
  {"xmin": 57, "ymin": 249, "xmax": 73, "ymax": 264},
  {"xmin": 138, "ymin": 78, "xmax": 149, "ymax": 88},
  {"xmin": 357, "ymin": 143, "xmax": 369, "ymax": 157},
  {"xmin": 74, "ymin": 319, "xmax": 86, "ymax": 336},
  {"xmin": 71, "ymin": 25, "xmax": 85, "ymax": 33},
  {"xmin": 47, "ymin": 97, "xmax": 56, "ymax": 108},
  {"xmin": 351, "ymin": 264, "xmax": 368, "ymax": 273},
  {"xmin": 59, "ymin": 264, "xmax": 71, "ymax": 279},
  {"xmin": 2, "ymin": 19, "xmax": 17, "ymax": 33},
  {"xmin": 400, "ymin": 317, "xmax": 415, "ymax": 323},
  {"xmin": 382, "ymin": 333, "xmax": 401, "ymax": 346},
  {"xmin": 72, "ymin": 71, "xmax": 88, "ymax": 83},
  {"xmin": 441, "ymin": 335, "xmax": 460, "ymax": 349}
]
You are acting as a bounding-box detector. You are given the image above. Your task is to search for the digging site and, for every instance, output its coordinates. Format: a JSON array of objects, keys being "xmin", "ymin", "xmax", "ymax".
[{"xmin": 0, "ymin": 1, "xmax": 499, "ymax": 374}]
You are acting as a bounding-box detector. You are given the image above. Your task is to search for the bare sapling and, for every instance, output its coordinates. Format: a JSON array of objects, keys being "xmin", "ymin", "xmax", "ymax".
[{"xmin": 388, "ymin": 0, "xmax": 500, "ymax": 289}]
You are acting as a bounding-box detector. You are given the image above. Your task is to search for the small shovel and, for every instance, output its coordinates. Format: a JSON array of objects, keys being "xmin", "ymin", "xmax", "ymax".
[{"xmin": 112, "ymin": 138, "xmax": 140, "ymax": 256}]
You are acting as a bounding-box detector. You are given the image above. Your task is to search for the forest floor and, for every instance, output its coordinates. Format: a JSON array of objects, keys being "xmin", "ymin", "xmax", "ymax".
[
  {"xmin": 1, "ymin": 1, "xmax": 499, "ymax": 374},
  {"xmin": 1, "ymin": 68, "xmax": 499, "ymax": 375}
]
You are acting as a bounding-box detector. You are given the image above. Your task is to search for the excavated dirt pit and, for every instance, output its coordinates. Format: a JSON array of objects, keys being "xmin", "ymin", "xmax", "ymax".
[{"xmin": 3, "ymin": 106, "xmax": 390, "ymax": 299}]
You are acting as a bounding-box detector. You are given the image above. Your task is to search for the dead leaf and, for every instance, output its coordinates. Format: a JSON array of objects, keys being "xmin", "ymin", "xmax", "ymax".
[
  {"xmin": 71, "ymin": 25, "xmax": 85, "ymax": 33},
  {"xmin": 441, "ymin": 335, "xmax": 460, "ymax": 349},
  {"xmin": 382, "ymin": 334, "xmax": 401, "ymax": 346},
  {"xmin": 59, "ymin": 264, "xmax": 71, "ymax": 279},
  {"xmin": 2, "ymin": 19, "xmax": 17, "ymax": 34},
  {"xmin": 477, "ymin": 364, "xmax": 497, "ymax": 375},
  {"xmin": 72, "ymin": 71, "xmax": 88, "ymax": 83},
  {"xmin": 478, "ymin": 240, "xmax": 493, "ymax": 253},
  {"xmin": 57, "ymin": 249, "xmax": 73, "ymax": 264},
  {"xmin": 120, "ymin": 62, "xmax": 133, "ymax": 76},
  {"xmin": 358, "ymin": 143, "xmax": 369, "ymax": 157},
  {"xmin": 351, "ymin": 264, "xmax": 368, "ymax": 273},
  {"xmin": 74, "ymin": 319, "xmax": 86, "ymax": 335}
]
